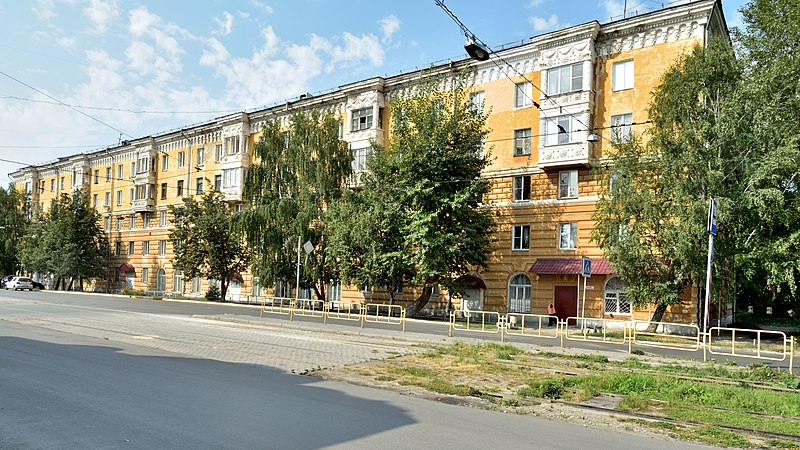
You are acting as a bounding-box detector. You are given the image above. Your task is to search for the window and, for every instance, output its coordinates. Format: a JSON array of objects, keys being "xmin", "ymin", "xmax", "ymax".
[
  {"xmin": 351, "ymin": 147, "xmax": 369, "ymax": 174},
  {"xmin": 327, "ymin": 279, "xmax": 341, "ymax": 301},
  {"xmin": 225, "ymin": 136, "xmax": 241, "ymax": 155},
  {"xmin": 105, "ymin": 167, "xmax": 111, "ymax": 182},
  {"xmin": 94, "ymin": 170, "xmax": 99, "ymax": 184},
  {"xmin": 196, "ymin": 148, "xmax": 204, "ymax": 165},
  {"xmin": 274, "ymin": 279, "xmax": 290, "ymax": 298},
  {"xmin": 558, "ymin": 170, "xmax": 578, "ymax": 199},
  {"xmin": 130, "ymin": 162, "xmax": 135, "ymax": 177},
  {"xmin": 160, "ymin": 183, "xmax": 167, "ymax": 199},
  {"xmin": 222, "ymin": 168, "xmax": 241, "ymax": 188},
  {"xmin": 469, "ymin": 91, "xmax": 485, "ymax": 115},
  {"xmin": 192, "ymin": 276, "xmax": 202, "ymax": 294},
  {"xmin": 159, "ymin": 240, "xmax": 166, "ymax": 255},
  {"xmin": 612, "ymin": 60, "xmax": 634, "ymax": 91},
  {"xmin": 156, "ymin": 269, "xmax": 166, "ymax": 292},
  {"xmin": 214, "ymin": 175, "xmax": 222, "ymax": 191},
  {"xmin": 60, "ymin": 176, "xmax": 65, "ymax": 190},
  {"xmin": 116, "ymin": 190, "xmax": 122, "ymax": 205},
  {"xmin": 92, "ymin": 194, "xmax": 98, "ymax": 207},
  {"xmin": 514, "ymin": 128, "xmax": 531, "ymax": 156},
  {"xmin": 215, "ymin": 144, "xmax": 223, "ymax": 161},
  {"xmin": 611, "ymin": 113, "xmax": 633, "ymax": 143},
  {"xmin": 508, "ymin": 274, "xmax": 531, "ymax": 313},
  {"xmin": 512, "ymin": 224, "xmax": 530, "ymax": 251},
  {"xmin": 161, "ymin": 154, "xmax": 169, "ymax": 171},
  {"xmin": 350, "ymin": 107, "xmax": 373, "ymax": 131},
  {"xmin": 558, "ymin": 222, "xmax": 578, "ymax": 249},
  {"xmin": 135, "ymin": 185, "xmax": 147, "ymax": 201},
  {"xmin": 173, "ymin": 270, "xmax": 183, "ymax": 293},
  {"xmin": 604, "ymin": 277, "xmax": 631, "ymax": 315},
  {"xmin": 143, "ymin": 241, "xmax": 150, "ymax": 255},
  {"xmin": 176, "ymin": 180, "xmax": 184, "ymax": 197},
  {"xmin": 104, "ymin": 192, "xmax": 110, "ymax": 207},
  {"xmin": 196, "ymin": 178, "xmax": 204, "ymax": 195},
  {"xmin": 545, "ymin": 116, "xmax": 578, "ymax": 146},
  {"xmin": 130, "ymin": 215, "xmax": 135, "ymax": 229},
  {"xmin": 50, "ymin": 179, "xmax": 55, "ymax": 192},
  {"xmin": 116, "ymin": 217, "xmax": 122, "ymax": 230},
  {"xmin": 514, "ymin": 81, "xmax": 532, "ymax": 108},
  {"xmin": 476, "ymin": 138, "xmax": 486, "ymax": 159},
  {"xmin": 128, "ymin": 241, "xmax": 134, "ymax": 255},
  {"xmin": 136, "ymin": 156, "xmax": 149, "ymax": 173},
  {"xmin": 129, "ymin": 188, "xmax": 134, "ymax": 204},
  {"xmin": 117, "ymin": 165, "xmax": 123, "ymax": 180},
  {"xmin": 142, "ymin": 267, "xmax": 149, "ymax": 284},
  {"xmin": 513, "ymin": 175, "xmax": 531, "ymax": 202},
  {"xmin": 178, "ymin": 151, "xmax": 185, "ymax": 167},
  {"xmin": 114, "ymin": 241, "xmax": 121, "ymax": 256},
  {"xmin": 547, "ymin": 62, "xmax": 583, "ymax": 95},
  {"xmin": 143, "ymin": 214, "xmax": 150, "ymax": 229},
  {"xmin": 160, "ymin": 211, "xmax": 167, "ymax": 227},
  {"xmin": 233, "ymin": 203, "xmax": 244, "ymax": 214}
]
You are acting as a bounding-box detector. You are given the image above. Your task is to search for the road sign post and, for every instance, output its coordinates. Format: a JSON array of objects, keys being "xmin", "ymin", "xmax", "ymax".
[
  {"xmin": 703, "ymin": 198, "xmax": 717, "ymax": 345},
  {"xmin": 581, "ymin": 257, "xmax": 591, "ymax": 331}
]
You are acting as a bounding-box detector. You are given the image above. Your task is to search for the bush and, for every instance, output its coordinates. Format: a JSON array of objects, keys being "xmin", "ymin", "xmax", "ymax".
[{"xmin": 205, "ymin": 284, "xmax": 220, "ymax": 302}]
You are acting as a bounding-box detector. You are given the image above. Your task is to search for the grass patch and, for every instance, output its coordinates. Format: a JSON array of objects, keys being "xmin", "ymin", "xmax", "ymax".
[
  {"xmin": 679, "ymin": 426, "xmax": 752, "ymax": 448},
  {"xmin": 617, "ymin": 395, "xmax": 651, "ymax": 412},
  {"xmin": 374, "ymin": 375, "xmax": 395, "ymax": 381}
]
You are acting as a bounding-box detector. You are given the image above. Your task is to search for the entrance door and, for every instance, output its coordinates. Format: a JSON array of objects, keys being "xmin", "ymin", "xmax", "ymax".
[
  {"xmin": 554, "ymin": 286, "xmax": 578, "ymax": 323},
  {"xmin": 462, "ymin": 288, "xmax": 484, "ymax": 311}
]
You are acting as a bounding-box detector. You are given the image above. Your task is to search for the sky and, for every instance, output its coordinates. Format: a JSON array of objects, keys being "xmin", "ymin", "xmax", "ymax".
[{"xmin": 0, "ymin": 0, "xmax": 748, "ymax": 184}]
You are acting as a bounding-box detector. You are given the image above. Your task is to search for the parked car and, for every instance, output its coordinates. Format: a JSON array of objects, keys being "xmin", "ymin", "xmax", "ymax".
[
  {"xmin": 32, "ymin": 280, "xmax": 45, "ymax": 290},
  {"xmin": 0, "ymin": 275, "xmax": 14, "ymax": 288},
  {"xmin": 6, "ymin": 276, "xmax": 33, "ymax": 291}
]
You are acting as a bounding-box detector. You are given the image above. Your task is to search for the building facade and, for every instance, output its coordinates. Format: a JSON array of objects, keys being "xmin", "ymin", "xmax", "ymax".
[{"xmin": 10, "ymin": 0, "xmax": 728, "ymax": 324}]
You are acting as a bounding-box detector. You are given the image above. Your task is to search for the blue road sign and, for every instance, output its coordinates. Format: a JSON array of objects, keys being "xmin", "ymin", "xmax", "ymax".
[{"xmin": 582, "ymin": 257, "xmax": 591, "ymax": 278}]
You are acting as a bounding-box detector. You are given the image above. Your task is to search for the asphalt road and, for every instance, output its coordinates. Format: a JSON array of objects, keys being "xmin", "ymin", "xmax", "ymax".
[{"xmin": 0, "ymin": 291, "xmax": 714, "ymax": 449}]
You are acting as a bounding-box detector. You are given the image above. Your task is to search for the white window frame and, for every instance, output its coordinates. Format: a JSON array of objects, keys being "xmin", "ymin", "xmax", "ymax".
[
  {"xmin": 173, "ymin": 270, "xmax": 183, "ymax": 293},
  {"xmin": 196, "ymin": 177, "xmax": 204, "ymax": 195},
  {"xmin": 144, "ymin": 214, "xmax": 150, "ymax": 229},
  {"xmin": 351, "ymin": 147, "xmax": 369, "ymax": 174},
  {"xmin": 159, "ymin": 240, "xmax": 166, "ymax": 255},
  {"xmin": 558, "ymin": 170, "xmax": 578, "ymax": 199},
  {"xmin": 116, "ymin": 190, "xmax": 122, "ymax": 206},
  {"xmin": 514, "ymin": 128, "xmax": 531, "ymax": 156},
  {"xmin": 327, "ymin": 279, "xmax": 341, "ymax": 301},
  {"xmin": 558, "ymin": 222, "xmax": 578, "ymax": 250},
  {"xmin": 117, "ymin": 164, "xmax": 123, "ymax": 180},
  {"xmin": 604, "ymin": 277, "xmax": 632, "ymax": 315},
  {"xmin": 215, "ymin": 144, "xmax": 223, "ymax": 161},
  {"xmin": 177, "ymin": 151, "xmax": 185, "ymax": 168},
  {"xmin": 160, "ymin": 211, "xmax": 167, "ymax": 227},
  {"xmin": 142, "ymin": 267, "xmax": 149, "ymax": 284},
  {"xmin": 546, "ymin": 116, "xmax": 578, "ymax": 146},
  {"xmin": 508, "ymin": 274, "xmax": 531, "ymax": 313},
  {"xmin": 514, "ymin": 81, "xmax": 532, "ymax": 108},
  {"xmin": 512, "ymin": 224, "xmax": 530, "ymax": 251},
  {"xmin": 350, "ymin": 107, "xmax": 373, "ymax": 132},
  {"xmin": 469, "ymin": 91, "xmax": 485, "ymax": 115},
  {"xmin": 513, "ymin": 175, "xmax": 531, "ymax": 202},
  {"xmin": 142, "ymin": 241, "xmax": 150, "ymax": 255},
  {"xmin": 611, "ymin": 113, "xmax": 633, "ymax": 144},
  {"xmin": 612, "ymin": 60, "xmax": 634, "ymax": 91},
  {"xmin": 222, "ymin": 168, "xmax": 241, "ymax": 188},
  {"xmin": 547, "ymin": 63, "xmax": 583, "ymax": 95},
  {"xmin": 161, "ymin": 154, "xmax": 169, "ymax": 171},
  {"xmin": 196, "ymin": 148, "xmax": 204, "ymax": 166}
]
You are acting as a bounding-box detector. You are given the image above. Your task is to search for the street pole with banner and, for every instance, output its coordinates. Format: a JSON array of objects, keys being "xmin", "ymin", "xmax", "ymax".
[{"xmin": 703, "ymin": 198, "xmax": 717, "ymax": 342}]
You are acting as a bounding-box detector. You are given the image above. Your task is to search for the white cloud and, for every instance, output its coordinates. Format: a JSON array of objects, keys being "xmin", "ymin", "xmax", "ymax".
[
  {"xmin": 529, "ymin": 14, "xmax": 564, "ymax": 32},
  {"xmin": 250, "ymin": 0, "xmax": 273, "ymax": 15},
  {"xmin": 600, "ymin": 0, "xmax": 625, "ymax": 18},
  {"xmin": 378, "ymin": 15, "xmax": 400, "ymax": 44},
  {"xmin": 126, "ymin": 6, "xmax": 187, "ymax": 80},
  {"xmin": 83, "ymin": 0, "xmax": 119, "ymax": 33},
  {"xmin": 328, "ymin": 33, "xmax": 384, "ymax": 68},
  {"xmin": 214, "ymin": 11, "xmax": 234, "ymax": 36},
  {"xmin": 32, "ymin": 0, "xmax": 57, "ymax": 21},
  {"xmin": 527, "ymin": 0, "xmax": 545, "ymax": 7},
  {"xmin": 56, "ymin": 36, "xmax": 76, "ymax": 49}
]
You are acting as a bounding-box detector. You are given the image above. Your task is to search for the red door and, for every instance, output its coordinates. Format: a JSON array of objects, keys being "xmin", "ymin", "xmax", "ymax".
[{"xmin": 554, "ymin": 286, "xmax": 578, "ymax": 323}]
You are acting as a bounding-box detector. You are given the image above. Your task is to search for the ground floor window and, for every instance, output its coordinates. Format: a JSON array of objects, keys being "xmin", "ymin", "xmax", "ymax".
[
  {"xmin": 508, "ymin": 273, "xmax": 531, "ymax": 313},
  {"xmin": 327, "ymin": 279, "xmax": 341, "ymax": 301},
  {"xmin": 173, "ymin": 270, "xmax": 183, "ymax": 293},
  {"xmin": 604, "ymin": 276, "xmax": 631, "ymax": 314},
  {"xmin": 156, "ymin": 268, "xmax": 166, "ymax": 292},
  {"xmin": 192, "ymin": 276, "xmax": 202, "ymax": 294}
]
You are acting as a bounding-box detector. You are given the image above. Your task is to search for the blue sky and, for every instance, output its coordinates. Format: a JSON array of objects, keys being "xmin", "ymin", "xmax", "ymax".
[{"xmin": 0, "ymin": 0, "xmax": 747, "ymax": 184}]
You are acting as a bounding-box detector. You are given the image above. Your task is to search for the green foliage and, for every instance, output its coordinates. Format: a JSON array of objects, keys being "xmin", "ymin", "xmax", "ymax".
[
  {"xmin": 242, "ymin": 109, "xmax": 350, "ymax": 300},
  {"xmin": 0, "ymin": 185, "xmax": 28, "ymax": 275},
  {"xmin": 19, "ymin": 189, "xmax": 108, "ymax": 288},
  {"xmin": 168, "ymin": 192, "xmax": 250, "ymax": 301},
  {"xmin": 327, "ymin": 73, "xmax": 494, "ymax": 315},
  {"xmin": 205, "ymin": 283, "xmax": 220, "ymax": 302}
]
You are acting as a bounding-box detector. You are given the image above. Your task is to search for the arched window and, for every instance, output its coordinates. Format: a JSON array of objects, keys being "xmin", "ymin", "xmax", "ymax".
[
  {"xmin": 173, "ymin": 270, "xmax": 183, "ymax": 293},
  {"xmin": 604, "ymin": 277, "xmax": 631, "ymax": 314},
  {"xmin": 508, "ymin": 274, "xmax": 531, "ymax": 313},
  {"xmin": 156, "ymin": 268, "xmax": 166, "ymax": 293}
]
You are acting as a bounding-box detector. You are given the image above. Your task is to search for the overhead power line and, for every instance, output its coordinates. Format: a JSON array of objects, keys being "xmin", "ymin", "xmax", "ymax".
[{"xmin": 1, "ymin": 96, "xmax": 242, "ymax": 115}]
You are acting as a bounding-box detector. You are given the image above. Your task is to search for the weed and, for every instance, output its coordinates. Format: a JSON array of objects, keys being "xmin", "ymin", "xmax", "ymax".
[
  {"xmin": 375, "ymin": 375, "xmax": 395, "ymax": 381},
  {"xmin": 766, "ymin": 439, "xmax": 800, "ymax": 449},
  {"xmin": 393, "ymin": 366, "xmax": 439, "ymax": 378},
  {"xmin": 617, "ymin": 396, "xmax": 651, "ymax": 412},
  {"xmin": 427, "ymin": 378, "xmax": 472, "ymax": 396},
  {"xmin": 680, "ymin": 426, "xmax": 752, "ymax": 448},
  {"xmin": 630, "ymin": 349, "xmax": 645, "ymax": 356},
  {"xmin": 496, "ymin": 351, "xmax": 512, "ymax": 360}
]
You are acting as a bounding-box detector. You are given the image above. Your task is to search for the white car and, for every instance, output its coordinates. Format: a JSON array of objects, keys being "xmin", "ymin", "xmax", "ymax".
[{"xmin": 6, "ymin": 276, "xmax": 33, "ymax": 291}]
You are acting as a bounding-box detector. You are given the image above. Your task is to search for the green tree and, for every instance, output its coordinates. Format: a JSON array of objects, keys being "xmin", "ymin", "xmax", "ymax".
[
  {"xmin": 328, "ymin": 75, "xmax": 494, "ymax": 316},
  {"xmin": 733, "ymin": 0, "xmax": 800, "ymax": 310},
  {"xmin": 242, "ymin": 110, "xmax": 351, "ymax": 300},
  {"xmin": 19, "ymin": 190, "xmax": 108, "ymax": 290},
  {"xmin": 0, "ymin": 185, "xmax": 28, "ymax": 275},
  {"xmin": 168, "ymin": 192, "xmax": 250, "ymax": 301},
  {"xmin": 592, "ymin": 38, "xmax": 745, "ymax": 323}
]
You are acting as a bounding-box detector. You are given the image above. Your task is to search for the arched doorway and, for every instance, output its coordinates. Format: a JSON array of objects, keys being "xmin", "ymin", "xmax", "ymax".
[{"xmin": 156, "ymin": 268, "xmax": 166, "ymax": 293}]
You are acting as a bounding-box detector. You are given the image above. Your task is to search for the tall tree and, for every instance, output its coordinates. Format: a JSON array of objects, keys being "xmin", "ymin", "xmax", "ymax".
[
  {"xmin": 0, "ymin": 185, "xmax": 28, "ymax": 275},
  {"xmin": 328, "ymin": 74, "xmax": 494, "ymax": 316},
  {"xmin": 592, "ymin": 38, "xmax": 745, "ymax": 323},
  {"xmin": 242, "ymin": 110, "xmax": 351, "ymax": 300},
  {"xmin": 168, "ymin": 192, "xmax": 250, "ymax": 301}
]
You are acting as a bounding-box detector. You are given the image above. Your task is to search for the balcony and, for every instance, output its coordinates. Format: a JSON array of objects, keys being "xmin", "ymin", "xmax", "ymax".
[
  {"xmin": 132, "ymin": 197, "xmax": 155, "ymax": 212},
  {"xmin": 538, "ymin": 142, "xmax": 591, "ymax": 170}
]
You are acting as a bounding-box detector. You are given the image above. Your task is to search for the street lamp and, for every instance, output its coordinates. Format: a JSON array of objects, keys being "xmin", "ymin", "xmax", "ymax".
[{"xmin": 464, "ymin": 38, "xmax": 490, "ymax": 61}]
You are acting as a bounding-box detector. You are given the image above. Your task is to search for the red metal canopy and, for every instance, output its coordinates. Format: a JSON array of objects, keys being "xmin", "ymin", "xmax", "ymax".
[
  {"xmin": 528, "ymin": 258, "xmax": 615, "ymax": 275},
  {"xmin": 455, "ymin": 274, "xmax": 488, "ymax": 290},
  {"xmin": 119, "ymin": 263, "xmax": 135, "ymax": 274}
]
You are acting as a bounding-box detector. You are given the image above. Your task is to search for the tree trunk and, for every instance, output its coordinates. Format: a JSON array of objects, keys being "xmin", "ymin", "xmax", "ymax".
[
  {"xmin": 78, "ymin": 277, "xmax": 84, "ymax": 291},
  {"xmin": 67, "ymin": 277, "xmax": 74, "ymax": 291},
  {"xmin": 645, "ymin": 303, "xmax": 669, "ymax": 332},
  {"xmin": 406, "ymin": 285, "xmax": 433, "ymax": 317},
  {"xmin": 221, "ymin": 279, "xmax": 228, "ymax": 302}
]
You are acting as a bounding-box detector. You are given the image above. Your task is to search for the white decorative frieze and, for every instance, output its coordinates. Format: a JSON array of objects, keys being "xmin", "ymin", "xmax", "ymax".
[{"xmin": 597, "ymin": 19, "xmax": 703, "ymax": 56}]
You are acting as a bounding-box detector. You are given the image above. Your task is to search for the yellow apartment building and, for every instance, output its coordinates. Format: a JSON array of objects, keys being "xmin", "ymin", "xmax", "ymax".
[{"xmin": 10, "ymin": 0, "xmax": 728, "ymax": 324}]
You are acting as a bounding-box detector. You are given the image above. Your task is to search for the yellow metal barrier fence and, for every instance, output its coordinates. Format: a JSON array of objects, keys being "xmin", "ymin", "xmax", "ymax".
[
  {"xmin": 505, "ymin": 313, "xmax": 559, "ymax": 339},
  {"xmin": 563, "ymin": 317, "xmax": 629, "ymax": 345},
  {"xmin": 363, "ymin": 304, "xmax": 406, "ymax": 332},
  {"xmin": 707, "ymin": 327, "xmax": 788, "ymax": 362},
  {"xmin": 632, "ymin": 320, "xmax": 701, "ymax": 352},
  {"xmin": 449, "ymin": 310, "xmax": 501, "ymax": 337},
  {"xmin": 324, "ymin": 302, "xmax": 364, "ymax": 325},
  {"xmin": 260, "ymin": 296, "xmax": 294, "ymax": 318},
  {"xmin": 292, "ymin": 298, "xmax": 326, "ymax": 320}
]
